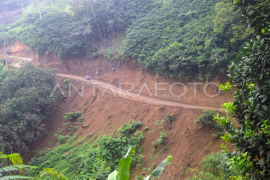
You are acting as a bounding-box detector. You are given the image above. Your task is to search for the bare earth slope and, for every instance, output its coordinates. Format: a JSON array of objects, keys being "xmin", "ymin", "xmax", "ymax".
[
  {"xmin": 6, "ymin": 44, "xmax": 233, "ymax": 179},
  {"xmin": 57, "ymin": 73, "xmax": 223, "ymax": 111}
]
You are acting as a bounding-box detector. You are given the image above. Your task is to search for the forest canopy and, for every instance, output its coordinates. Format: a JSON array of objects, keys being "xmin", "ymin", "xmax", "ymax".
[
  {"xmin": 0, "ymin": 63, "xmax": 56, "ymax": 154},
  {"xmin": 0, "ymin": 0, "xmax": 251, "ymax": 79}
]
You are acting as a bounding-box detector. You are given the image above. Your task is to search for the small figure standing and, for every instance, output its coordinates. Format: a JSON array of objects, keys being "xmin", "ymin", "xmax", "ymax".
[{"xmin": 85, "ymin": 72, "xmax": 91, "ymax": 80}]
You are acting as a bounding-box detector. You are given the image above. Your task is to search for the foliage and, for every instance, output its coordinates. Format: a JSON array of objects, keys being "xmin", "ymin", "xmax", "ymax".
[
  {"xmin": 63, "ymin": 79, "xmax": 70, "ymax": 89},
  {"xmin": 0, "ymin": 63, "xmax": 56, "ymax": 154},
  {"xmin": 123, "ymin": 0, "xmax": 250, "ymax": 79},
  {"xmin": 166, "ymin": 113, "xmax": 175, "ymax": 123},
  {"xmin": 157, "ymin": 130, "xmax": 168, "ymax": 145},
  {"xmin": 195, "ymin": 110, "xmax": 223, "ymax": 131},
  {"xmin": 196, "ymin": 110, "xmax": 224, "ymax": 138},
  {"xmin": 214, "ymin": 0, "xmax": 270, "ymax": 177},
  {"xmin": 154, "ymin": 120, "xmax": 165, "ymax": 126},
  {"xmin": 27, "ymin": 120, "xmax": 145, "ymax": 179},
  {"xmin": 2, "ymin": 0, "xmax": 156, "ymax": 61},
  {"xmin": 118, "ymin": 120, "xmax": 142, "ymax": 137},
  {"xmin": 33, "ymin": 168, "xmax": 68, "ymax": 180},
  {"xmin": 144, "ymin": 155, "xmax": 173, "ymax": 180},
  {"xmin": 144, "ymin": 127, "xmax": 149, "ymax": 132},
  {"xmin": 188, "ymin": 150, "xmax": 239, "ymax": 180},
  {"xmin": 217, "ymin": 32, "xmax": 270, "ymax": 179},
  {"xmin": 108, "ymin": 147, "xmax": 173, "ymax": 180},
  {"xmin": 231, "ymin": 0, "xmax": 270, "ymax": 34},
  {"xmin": 219, "ymin": 82, "xmax": 233, "ymax": 92},
  {"xmin": 63, "ymin": 111, "xmax": 83, "ymax": 121},
  {"xmin": 107, "ymin": 147, "xmax": 135, "ymax": 180},
  {"xmin": 0, "ymin": 152, "xmax": 38, "ymax": 179},
  {"xmin": 162, "ymin": 146, "xmax": 169, "ymax": 154}
]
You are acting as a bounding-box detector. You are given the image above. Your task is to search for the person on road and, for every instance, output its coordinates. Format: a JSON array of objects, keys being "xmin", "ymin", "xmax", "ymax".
[{"xmin": 86, "ymin": 72, "xmax": 91, "ymax": 80}]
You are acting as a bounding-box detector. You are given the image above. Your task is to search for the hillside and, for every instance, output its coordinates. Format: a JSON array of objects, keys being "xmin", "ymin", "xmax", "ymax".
[
  {"xmin": 0, "ymin": 0, "xmax": 252, "ymax": 79},
  {"xmin": 1, "ymin": 41, "xmax": 234, "ymax": 179},
  {"xmin": 1, "ymin": 0, "xmax": 269, "ymax": 179}
]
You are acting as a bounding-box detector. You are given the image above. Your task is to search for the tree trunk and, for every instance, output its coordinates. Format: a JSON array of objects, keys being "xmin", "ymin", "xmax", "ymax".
[
  {"xmin": 39, "ymin": 7, "xmax": 42, "ymax": 19},
  {"xmin": 90, "ymin": 2, "xmax": 103, "ymax": 40},
  {"xmin": 2, "ymin": 36, "xmax": 7, "ymax": 69}
]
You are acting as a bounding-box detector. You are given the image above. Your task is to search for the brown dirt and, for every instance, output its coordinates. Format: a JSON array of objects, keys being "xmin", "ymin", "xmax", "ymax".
[
  {"xmin": 25, "ymin": 76, "xmax": 233, "ymax": 180},
  {"xmin": 0, "ymin": 41, "xmax": 34, "ymax": 58},
  {"xmin": 9, "ymin": 41, "xmax": 234, "ymax": 179},
  {"xmin": 34, "ymin": 53, "xmax": 233, "ymax": 108}
]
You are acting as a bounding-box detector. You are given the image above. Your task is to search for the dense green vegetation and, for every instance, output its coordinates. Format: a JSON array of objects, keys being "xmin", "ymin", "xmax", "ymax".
[
  {"xmin": 211, "ymin": 0, "xmax": 270, "ymax": 178},
  {"xmin": 0, "ymin": 0, "xmax": 157, "ymax": 60},
  {"xmin": 195, "ymin": 110, "xmax": 224, "ymax": 138},
  {"xmin": 27, "ymin": 120, "xmax": 145, "ymax": 179},
  {"xmin": 123, "ymin": 0, "xmax": 253, "ymax": 79},
  {"xmin": 0, "ymin": 63, "xmax": 56, "ymax": 154},
  {"xmin": 0, "ymin": 0, "xmax": 251, "ymax": 78},
  {"xmin": 188, "ymin": 149, "xmax": 239, "ymax": 179}
]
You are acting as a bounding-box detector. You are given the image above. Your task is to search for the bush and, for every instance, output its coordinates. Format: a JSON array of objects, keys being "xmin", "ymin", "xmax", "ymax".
[
  {"xmin": 118, "ymin": 120, "xmax": 142, "ymax": 137},
  {"xmin": 196, "ymin": 110, "xmax": 223, "ymax": 131},
  {"xmin": 63, "ymin": 79, "xmax": 71, "ymax": 89},
  {"xmin": 188, "ymin": 151, "xmax": 239, "ymax": 180},
  {"xmin": 166, "ymin": 113, "xmax": 175, "ymax": 123},
  {"xmin": 63, "ymin": 111, "xmax": 83, "ymax": 121},
  {"xmin": 157, "ymin": 130, "xmax": 168, "ymax": 145},
  {"xmin": 144, "ymin": 126, "xmax": 149, "ymax": 132},
  {"xmin": 0, "ymin": 63, "xmax": 56, "ymax": 153},
  {"xmin": 27, "ymin": 121, "xmax": 145, "ymax": 179},
  {"xmin": 123, "ymin": 0, "xmax": 250, "ymax": 79}
]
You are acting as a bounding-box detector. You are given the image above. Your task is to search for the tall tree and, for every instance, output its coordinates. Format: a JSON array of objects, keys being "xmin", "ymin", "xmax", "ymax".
[{"xmin": 216, "ymin": 0, "xmax": 270, "ymax": 179}]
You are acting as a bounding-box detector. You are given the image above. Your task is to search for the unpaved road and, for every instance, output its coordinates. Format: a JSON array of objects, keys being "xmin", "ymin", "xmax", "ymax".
[
  {"xmin": 58, "ymin": 73, "xmax": 223, "ymax": 111},
  {"xmin": 7, "ymin": 55, "xmax": 33, "ymax": 68},
  {"xmin": 11, "ymin": 56, "xmax": 223, "ymax": 111}
]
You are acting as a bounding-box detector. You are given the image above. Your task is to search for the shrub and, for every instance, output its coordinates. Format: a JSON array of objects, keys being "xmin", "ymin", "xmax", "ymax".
[
  {"xmin": 144, "ymin": 126, "xmax": 149, "ymax": 132},
  {"xmin": 162, "ymin": 146, "xmax": 169, "ymax": 154},
  {"xmin": 63, "ymin": 79, "xmax": 71, "ymax": 89},
  {"xmin": 154, "ymin": 120, "xmax": 165, "ymax": 126},
  {"xmin": 166, "ymin": 113, "xmax": 175, "ymax": 123},
  {"xmin": 188, "ymin": 150, "xmax": 239, "ymax": 179},
  {"xmin": 195, "ymin": 110, "xmax": 223, "ymax": 131},
  {"xmin": 0, "ymin": 63, "xmax": 56, "ymax": 154},
  {"xmin": 157, "ymin": 130, "xmax": 168, "ymax": 145},
  {"xmin": 27, "ymin": 121, "xmax": 145, "ymax": 179},
  {"xmin": 118, "ymin": 120, "xmax": 142, "ymax": 137},
  {"xmin": 54, "ymin": 134, "xmax": 70, "ymax": 144},
  {"xmin": 63, "ymin": 111, "xmax": 83, "ymax": 121}
]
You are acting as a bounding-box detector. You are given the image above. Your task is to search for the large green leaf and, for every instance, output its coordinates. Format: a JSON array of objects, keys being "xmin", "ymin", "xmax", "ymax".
[
  {"xmin": 0, "ymin": 175, "xmax": 33, "ymax": 180},
  {"xmin": 107, "ymin": 147, "xmax": 135, "ymax": 180},
  {"xmin": 144, "ymin": 155, "xmax": 173, "ymax": 180},
  {"xmin": 108, "ymin": 170, "xmax": 118, "ymax": 180},
  {"xmin": 117, "ymin": 147, "xmax": 135, "ymax": 180},
  {"xmin": 0, "ymin": 153, "xmax": 23, "ymax": 165},
  {"xmin": 0, "ymin": 165, "xmax": 38, "ymax": 174}
]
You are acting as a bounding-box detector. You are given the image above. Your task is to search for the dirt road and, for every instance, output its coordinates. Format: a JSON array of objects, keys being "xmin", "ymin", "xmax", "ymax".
[
  {"xmin": 58, "ymin": 73, "xmax": 223, "ymax": 111},
  {"xmin": 7, "ymin": 55, "xmax": 33, "ymax": 68},
  {"xmin": 11, "ymin": 56, "xmax": 223, "ymax": 111}
]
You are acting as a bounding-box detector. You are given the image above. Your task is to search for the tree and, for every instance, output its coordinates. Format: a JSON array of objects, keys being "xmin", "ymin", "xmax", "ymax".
[
  {"xmin": 0, "ymin": 63, "xmax": 57, "ymax": 154},
  {"xmin": 215, "ymin": 0, "xmax": 270, "ymax": 178}
]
